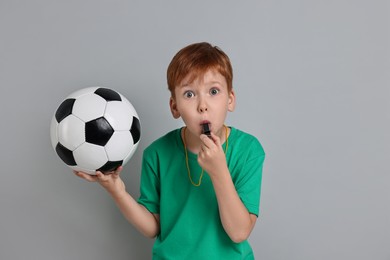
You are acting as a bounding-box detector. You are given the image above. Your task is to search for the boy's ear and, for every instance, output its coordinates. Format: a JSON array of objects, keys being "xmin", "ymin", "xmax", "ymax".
[
  {"xmin": 228, "ymin": 89, "xmax": 236, "ymax": 112},
  {"xmin": 169, "ymin": 97, "xmax": 181, "ymax": 119}
]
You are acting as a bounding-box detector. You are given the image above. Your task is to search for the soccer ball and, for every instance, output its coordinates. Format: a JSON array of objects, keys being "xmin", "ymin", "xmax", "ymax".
[{"xmin": 50, "ymin": 87, "xmax": 141, "ymax": 174}]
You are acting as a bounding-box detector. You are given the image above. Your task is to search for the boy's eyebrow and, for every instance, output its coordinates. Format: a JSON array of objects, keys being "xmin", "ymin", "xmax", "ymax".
[
  {"xmin": 179, "ymin": 80, "xmax": 196, "ymax": 88},
  {"xmin": 178, "ymin": 83, "xmax": 190, "ymax": 88},
  {"xmin": 207, "ymin": 80, "xmax": 223, "ymax": 85},
  {"xmin": 180, "ymin": 82, "xmax": 189, "ymax": 86}
]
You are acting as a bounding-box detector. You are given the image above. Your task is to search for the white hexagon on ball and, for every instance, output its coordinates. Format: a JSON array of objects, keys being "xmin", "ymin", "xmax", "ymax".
[
  {"xmin": 73, "ymin": 93, "xmax": 107, "ymax": 122},
  {"xmin": 104, "ymin": 101, "xmax": 137, "ymax": 131},
  {"xmin": 58, "ymin": 115, "xmax": 85, "ymax": 151},
  {"xmin": 73, "ymin": 143, "xmax": 108, "ymax": 174},
  {"xmin": 105, "ymin": 131, "xmax": 135, "ymax": 161}
]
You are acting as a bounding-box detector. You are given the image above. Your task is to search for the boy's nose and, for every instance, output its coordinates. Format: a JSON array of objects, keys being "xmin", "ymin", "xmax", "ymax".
[
  {"xmin": 198, "ymin": 99, "xmax": 208, "ymax": 113},
  {"xmin": 199, "ymin": 107, "xmax": 208, "ymax": 113}
]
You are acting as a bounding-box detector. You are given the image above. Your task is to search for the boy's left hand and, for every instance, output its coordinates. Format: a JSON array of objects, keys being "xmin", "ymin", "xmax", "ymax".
[{"xmin": 197, "ymin": 132, "xmax": 228, "ymax": 177}]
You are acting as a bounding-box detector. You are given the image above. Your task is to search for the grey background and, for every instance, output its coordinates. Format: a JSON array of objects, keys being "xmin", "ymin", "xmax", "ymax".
[{"xmin": 1, "ymin": 0, "xmax": 389, "ymax": 259}]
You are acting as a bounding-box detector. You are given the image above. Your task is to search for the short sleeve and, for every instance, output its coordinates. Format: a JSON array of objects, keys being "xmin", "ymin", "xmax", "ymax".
[
  {"xmin": 235, "ymin": 139, "xmax": 265, "ymax": 217},
  {"xmin": 137, "ymin": 148, "xmax": 160, "ymax": 214}
]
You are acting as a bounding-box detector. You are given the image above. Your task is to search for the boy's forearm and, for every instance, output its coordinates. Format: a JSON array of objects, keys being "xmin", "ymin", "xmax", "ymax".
[
  {"xmin": 111, "ymin": 190, "xmax": 160, "ymax": 239},
  {"xmin": 210, "ymin": 168, "xmax": 256, "ymax": 243}
]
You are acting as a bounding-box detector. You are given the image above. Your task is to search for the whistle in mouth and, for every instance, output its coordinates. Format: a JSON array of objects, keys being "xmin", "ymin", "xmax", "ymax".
[{"xmin": 202, "ymin": 123, "xmax": 211, "ymax": 137}]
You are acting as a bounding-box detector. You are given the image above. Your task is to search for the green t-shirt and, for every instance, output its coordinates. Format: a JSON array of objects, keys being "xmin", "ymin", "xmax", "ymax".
[{"xmin": 138, "ymin": 127, "xmax": 265, "ymax": 260}]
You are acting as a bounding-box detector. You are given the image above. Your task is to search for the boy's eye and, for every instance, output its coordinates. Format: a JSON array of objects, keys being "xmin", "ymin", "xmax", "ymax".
[
  {"xmin": 210, "ymin": 88, "xmax": 219, "ymax": 95},
  {"xmin": 184, "ymin": 91, "xmax": 194, "ymax": 98}
]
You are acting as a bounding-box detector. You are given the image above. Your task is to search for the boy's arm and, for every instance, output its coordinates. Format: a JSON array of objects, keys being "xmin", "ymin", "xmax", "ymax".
[
  {"xmin": 198, "ymin": 134, "xmax": 257, "ymax": 243},
  {"xmin": 209, "ymin": 169, "xmax": 257, "ymax": 243},
  {"xmin": 75, "ymin": 168, "xmax": 160, "ymax": 238},
  {"xmin": 110, "ymin": 188, "xmax": 160, "ymax": 238}
]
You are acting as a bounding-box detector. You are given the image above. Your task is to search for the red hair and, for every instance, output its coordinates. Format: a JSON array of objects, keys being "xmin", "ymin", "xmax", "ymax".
[{"xmin": 167, "ymin": 42, "xmax": 233, "ymax": 98}]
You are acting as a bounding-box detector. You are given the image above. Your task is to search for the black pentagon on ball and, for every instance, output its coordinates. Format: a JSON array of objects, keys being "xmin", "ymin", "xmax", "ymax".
[
  {"xmin": 55, "ymin": 143, "xmax": 77, "ymax": 166},
  {"xmin": 94, "ymin": 88, "xmax": 122, "ymax": 102},
  {"xmin": 85, "ymin": 117, "xmax": 114, "ymax": 146},
  {"xmin": 55, "ymin": 98, "xmax": 76, "ymax": 123},
  {"xmin": 130, "ymin": 116, "xmax": 141, "ymax": 144},
  {"xmin": 98, "ymin": 160, "xmax": 123, "ymax": 173}
]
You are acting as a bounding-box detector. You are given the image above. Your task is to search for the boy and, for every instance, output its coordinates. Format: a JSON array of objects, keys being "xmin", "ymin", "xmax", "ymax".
[{"xmin": 76, "ymin": 42, "xmax": 265, "ymax": 259}]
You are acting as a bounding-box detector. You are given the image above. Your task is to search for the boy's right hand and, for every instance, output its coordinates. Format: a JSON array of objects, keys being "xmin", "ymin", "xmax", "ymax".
[{"xmin": 74, "ymin": 166, "xmax": 126, "ymax": 197}]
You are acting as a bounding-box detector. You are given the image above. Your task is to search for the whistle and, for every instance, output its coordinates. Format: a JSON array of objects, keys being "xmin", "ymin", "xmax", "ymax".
[{"xmin": 202, "ymin": 123, "xmax": 211, "ymax": 137}]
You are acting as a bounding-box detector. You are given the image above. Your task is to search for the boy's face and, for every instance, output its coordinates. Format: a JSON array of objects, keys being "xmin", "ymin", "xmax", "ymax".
[{"xmin": 170, "ymin": 69, "xmax": 235, "ymax": 138}]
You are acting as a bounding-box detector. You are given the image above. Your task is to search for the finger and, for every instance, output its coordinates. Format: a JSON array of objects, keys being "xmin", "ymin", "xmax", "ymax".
[
  {"xmin": 209, "ymin": 132, "xmax": 221, "ymax": 146},
  {"xmin": 74, "ymin": 170, "xmax": 87, "ymax": 178},
  {"xmin": 96, "ymin": 171, "xmax": 108, "ymax": 181},
  {"xmin": 100, "ymin": 165, "xmax": 122, "ymax": 175},
  {"xmin": 111, "ymin": 166, "xmax": 123, "ymax": 178},
  {"xmin": 74, "ymin": 171, "xmax": 98, "ymax": 182},
  {"xmin": 200, "ymin": 134, "xmax": 213, "ymax": 148},
  {"xmin": 114, "ymin": 166, "xmax": 123, "ymax": 174}
]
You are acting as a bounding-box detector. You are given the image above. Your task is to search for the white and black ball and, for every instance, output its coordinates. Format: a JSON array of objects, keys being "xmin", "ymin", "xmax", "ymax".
[{"xmin": 50, "ymin": 87, "xmax": 141, "ymax": 174}]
